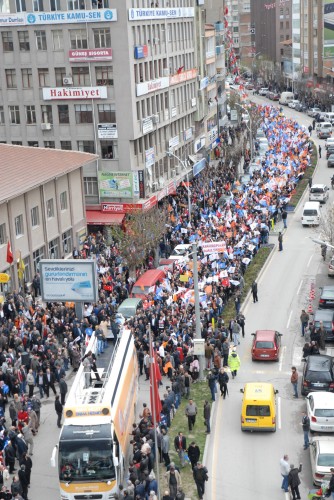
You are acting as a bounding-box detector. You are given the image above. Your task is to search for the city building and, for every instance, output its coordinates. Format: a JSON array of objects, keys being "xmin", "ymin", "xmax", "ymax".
[{"xmin": 0, "ymin": 144, "xmax": 96, "ymax": 290}]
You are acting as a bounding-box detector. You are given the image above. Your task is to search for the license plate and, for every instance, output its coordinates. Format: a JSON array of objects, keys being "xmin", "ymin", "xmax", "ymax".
[
  {"xmin": 260, "ymin": 354, "xmax": 270, "ymax": 357},
  {"xmin": 246, "ymin": 418, "xmax": 257, "ymax": 423},
  {"xmin": 313, "ymin": 383, "xmax": 325, "ymax": 387},
  {"xmin": 320, "ymin": 426, "xmax": 333, "ymax": 430}
]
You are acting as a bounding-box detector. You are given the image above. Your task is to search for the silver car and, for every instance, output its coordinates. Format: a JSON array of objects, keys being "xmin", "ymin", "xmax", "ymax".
[
  {"xmin": 306, "ymin": 392, "xmax": 334, "ymax": 433},
  {"xmin": 310, "ymin": 436, "xmax": 334, "ymax": 485}
]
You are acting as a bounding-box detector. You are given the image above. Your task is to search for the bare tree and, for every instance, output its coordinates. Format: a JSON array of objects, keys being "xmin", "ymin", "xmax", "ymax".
[{"xmin": 317, "ymin": 204, "xmax": 334, "ymax": 247}]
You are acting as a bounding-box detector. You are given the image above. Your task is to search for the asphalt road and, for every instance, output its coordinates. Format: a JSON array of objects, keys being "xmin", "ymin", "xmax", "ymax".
[{"xmin": 205, "ymin": 99, "xmax": 334, "ymax": 500}]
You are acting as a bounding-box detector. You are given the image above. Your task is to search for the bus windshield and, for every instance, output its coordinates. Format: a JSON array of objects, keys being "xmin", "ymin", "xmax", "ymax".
[{"xmin": 59, "ymin": 440, "xmax": 115, "ymax": 481}]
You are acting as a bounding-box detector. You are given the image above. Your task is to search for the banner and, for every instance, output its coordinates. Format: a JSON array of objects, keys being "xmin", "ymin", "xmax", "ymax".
[
  {"xmin": 200, "ymin": 241, "xmax": 226, "ymax": 255},
  {"xmin": 0, "ymin": 9, "xmax": 117, "ymax": 27},
  {"xmin": 98, "ymin": 171, "xmax": 134, "ymax": 199}
]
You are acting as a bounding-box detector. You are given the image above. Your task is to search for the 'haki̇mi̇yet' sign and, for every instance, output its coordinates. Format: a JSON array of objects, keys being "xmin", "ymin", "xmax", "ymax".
[{"xmin": 43, "ymin": 86, "xmax": 107, "ymax": 100}]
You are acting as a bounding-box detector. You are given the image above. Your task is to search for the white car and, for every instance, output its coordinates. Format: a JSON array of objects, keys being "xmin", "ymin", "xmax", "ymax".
[
  {"xmin": 258, "ymin": 87, "xmax": 269, "ymax": 96},
  {"xmin": 310, "ymin": 436, "xmax": 334, "ymax": 485},
  {"xmin": 309, "ymin": 184, "xmax": 329, "ymax": 204},
  {"xmin": 325, "ymin": 137, "xmax": 334, "ymax": 150},
  {"xmin": 306, "ymin": 392, "xmax": 334, "ymax": 432},
  {"xmin": 307, "ymin": 107, "xmax": 322, "ymax": 117},
  {"xmin": 288, "ymin": 100, "xmax": 300, "ymax": 109}
]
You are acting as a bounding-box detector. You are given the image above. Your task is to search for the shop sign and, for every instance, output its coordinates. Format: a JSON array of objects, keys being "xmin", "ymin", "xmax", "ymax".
[
  {"xmin": 169, "ymin": 68, "xmax": 197, "ymax": 85},
  {"xmin": 136, "ymin": 77, "xmax": 169, "ymax": 97},
  {"xmin": 199, "ymin": 77, "xmax": 209, "ymax": 90},
  {"xmin": 145, "ymin": 147, "xmax": 155, "ymax": 168},
  {"xmin": 0, "ymin": 9, "xmax": 117, "ymax": 27},
  {"xmin": 98, "ymin": 123, "xmax": 118, "ymax": 139},
  {"xmin": 184, "ymin": 127, "xmax": 193, "ymax": 141},
  {"xmin": 43, "ymin": 86, "xmax": 107, "ymax": 100},
  {"xmin": 168, "ymin": 135, "xmax": 179, "ymax": 149},
  {"xmin": 69, "ymin": 48, "xmax": 112, "ymax": 62},
  {"xmin": 134, "ymin": 45, "xmax": 148, "ymax": 59},
  {"xmin": 98, "ymin": 171, "xmax": 134, "ymax": 199},
  {"xmin": 193, "ymin": 158, "xmax": 206, "ymax": 177},
  {"xmin": 128, "ymin": 7, "xmax": 194, "ymax": 20},
  {"xmin": 142, "ymin": 117, "xmax": 154, "ymax": 134},
  {"xmin": 138, "ymin": 170, "xmax": 145, "ymax": 198}
]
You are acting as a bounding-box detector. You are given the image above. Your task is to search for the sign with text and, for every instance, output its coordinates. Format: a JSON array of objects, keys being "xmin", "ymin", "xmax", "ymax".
[
  {"xmin": 138, "ymin": 170, "xmax": 145, "ymax": 198},
  {"xmin": 43, "ymin": 86, "xmax": 107, "ymax": 100},
  {"xmin": 69, "ymin": 48, "xmax": 112, "ymax": 62},
  {"xmin": 101, "ymin": 197, "xmax": 157, "ymax": 213},
  {"xmin": 169, "ymin": 68, "xmax": 197, "ymax": 86},
  {"xmin": 0, "ymin": 9, "xmax": 117, "ymax": 27},
  {"xmin": 145, "ymin": 147, "xmax": 155, "ymax": 168},
  {"xmin": 200, "ymin": 241, "xmax": 226, "ymax": 255},
  {"xmin": 136, "ymin": 77, "xmax": 169, "ymax": 97},
  {"xmin": 98, "ymin": 172, "xmax": 134, "ymax": 199},
  {"xmin": 128, "ymin": 7, "xmax": 194, "ymax": 20},
  {"xmin": 98, "ymin": 123, "xmax": 118, "ymax": 139}
]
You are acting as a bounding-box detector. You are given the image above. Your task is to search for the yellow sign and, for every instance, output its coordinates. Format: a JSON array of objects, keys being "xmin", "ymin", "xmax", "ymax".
[
  {"xmin": 0, "ymin": 296, "xmax": 4, "ymax": 304},
  {"xmin": 179, "ymin": 274, "xmax": 189, "ymax": 282},
  {"xmin": 0, "ymin": 273, "xmax": 10, "ymax": 284}
]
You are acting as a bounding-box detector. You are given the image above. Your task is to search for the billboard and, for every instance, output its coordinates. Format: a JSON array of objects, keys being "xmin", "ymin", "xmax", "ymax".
[
  {"xmin": 69, "ymin": 48, "xmax": 112, "ymax": 62},
  {"xmin": 43, "ymin": 87, "xmax": 107, "ymax": 100},
  {"xmin": 0, "ymin": 9, "xmax": 116, "ymax": 27},
  {"xmin": 324, "ymin": 1, "xmax": 334, "ymax": 58},
  {"xmin": 98, "ymin": 171, "xmax": 134, "ymax": 198},
  {"xmin": 39, "ymin": 259, "xmax": 97, "ymax": 302}
]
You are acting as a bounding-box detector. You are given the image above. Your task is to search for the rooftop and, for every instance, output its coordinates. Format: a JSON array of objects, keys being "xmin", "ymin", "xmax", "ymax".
[{"xmin": 0, "ymin": 144, "xmax": 97, "ymax": 203}]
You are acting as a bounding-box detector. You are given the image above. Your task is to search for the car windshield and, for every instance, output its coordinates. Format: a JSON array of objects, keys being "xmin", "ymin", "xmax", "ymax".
[
  {"xmin": 304, "ymin": 210, "xmax": 318, "ymax": 216},
  {"xmin": 329, "ymin": 155, "xmax": 334, "ymax": 159},
  {"xmin": 310, "ymin": 188, "xmax": 325, "ymax": 193},
  {"xmin": 317, "ymin": 453, "xmax": 334, "ymax": 466},
  {"xmin": 315, "ymin": 409, "xmax": 334, "ymax": 417},
  {"xmin": 314, "ymin": 321, "xmax": 332, "ymax": 330},
  {"xmin": 59, "ymin": 440, "xmax": 115, "ymax": 481},
  {"xmin": 255, "ymin": 341, "xmax": 274, "ymax": 349},
  {"xmin": 322, "ymin": 291, "xmax": 334, "ymax": 299},
  {"xmin": 246, "ymin": 405, "xmax": 271, "ymax": 416},
  {"xmin": 307, "ymin": 370, "xmax": 332, "ymax": 382}
]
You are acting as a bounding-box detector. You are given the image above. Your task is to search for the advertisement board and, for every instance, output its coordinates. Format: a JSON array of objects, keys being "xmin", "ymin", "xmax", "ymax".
[
  {"xmin": 136, "ymin": 77, "xmax": 169, "ymax": 97},
  {"xmin": 69, "ymin": 48, "xmax": 112, "ymax": 62},
  {"xmin": 43, "ymin": 86, "xmax": 107, "ymax": 100},
  {"xmin": 39, "ymin": 259, "xmax": 97, "ymax": 302},
  {"xmin": 128, "ymin": 7, "xmax": 194, "ymax": 20},
  {"xmin": 98, "ymin": 171, "xmax": 134, "ymax": 199},
  {"xmin": 145, "ymin": 147, "xmax": 155, "ymax": 168},
  {"xmin": 101, "ymin": 196, "xmax": 157, "ymax": 213},
  {"xmin": 200, "ymin": 241, "xmax": 226, "ymax": 255},
  {"xmin": 0, "ymin": 9, "xmax": 116, "ymax": 27},
  {"xmin": 142, "ymin": 117, "xmax": 154, "ymax": 134},
  {"xmin": 98, "ymin": 123, "xmax": 118, "ymax": 139},
  {"xmin": 138, "ymin": 170, "xmax": 145, "ymax": 198},
  {"xmin": 134, "ymin": 45, "xmax": 148, "ymax": 59},
  {"xmin": 324, "ymin": 1, "xmax": 334, "ymax": 58}
]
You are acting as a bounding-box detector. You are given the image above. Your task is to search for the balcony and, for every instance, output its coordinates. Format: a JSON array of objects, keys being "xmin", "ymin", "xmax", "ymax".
[
  {"xmin": 215, "ymin": 22, "xmax": 224, "ymax": 32},
  {"xmin": 216, "ymin": 45, "xmax": 225, "ymax": 55}
]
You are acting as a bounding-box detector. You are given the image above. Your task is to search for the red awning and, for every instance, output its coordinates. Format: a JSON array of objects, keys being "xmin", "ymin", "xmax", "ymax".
[{"xmin": 86, "ymin": 210, "xmax": 125, "ymax": 225}]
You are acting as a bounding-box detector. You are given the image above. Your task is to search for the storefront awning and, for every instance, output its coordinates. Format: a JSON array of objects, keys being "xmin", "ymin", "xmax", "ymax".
[{"xmin": 86, "ymin": 210, "xmax": 125, "ymax": 225}]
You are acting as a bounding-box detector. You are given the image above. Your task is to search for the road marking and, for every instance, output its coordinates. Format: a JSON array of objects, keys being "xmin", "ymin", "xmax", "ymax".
[
  {"xmin": 211, "ymin": 390, "xmax": 223, "ymax": 499},
  {"xmin": 297, "ymin": 279, "xmax": 303, "ymax": 295},
  {"xmin": 277, "ymin": 396, "xmax": 282, "ymax": 430},
  {"xmin": 286, "ymin": 310, "xmax": 293, "ymax": 329},
  {"xmin": 307, "ymin": 255, "xmax": 313, "ymax": 268},
  {"xmin": 285, "ymin": 493, "xmax": 290, "ymax": 500},
  {"xmin": 292, "ymin": 346, "xmax": 302, "ymax": 367},
  {"xmin": 279, "ymin": 346, "xmax": 286, "ymax": 372}
]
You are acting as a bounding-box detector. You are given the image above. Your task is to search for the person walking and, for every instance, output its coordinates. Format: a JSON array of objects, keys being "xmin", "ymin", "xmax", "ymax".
[
  {"xmin": 291, "ymin": 366, "xmax": 299, "ymax": 398},
  {"xmin": 308, "ymin": 124, "xmax": 313, "ymax": 135},
  {"xmin": 251, "ymin": 281, "xmax": 258, "ymax": 303},
  {"xmin": 165, "ymin": 465, "xmax": 182, "ymax": 498},
  {"xmin": 308, "ymin": 177, "xmax": 312, "ymax": 188},
  {"xmin": 161, "ymin": 429, "xmax": 171, "ymax": 467},
  {"xmin": 288, "ymin": 463, "xmax": 302, "ymax": 500},
  {"xmin": 43, "ymin": 368, "xmax": 57, "ymax": 398},
  {"xmin": 5, "ymin": 441, "xmax": 16, "ymax": 474},
  {"xmin": 193, "ymin": 462, "xmax": 208, "ymax": 500},
  {"xmin": 185, "ymin": 399, "xmax": 197, "ymax": 431},
  {"xmin": 232, "ymin": 320, "xmax": 241, "ymax": 346},
  {"xmin": 26, "ymin": 370, "xmax": 35, "ymax": 399},
  {"xmin": 55, "ymin": 395, "xmax": 63, "ymax": 428},
  {"xmin": 218, "ymin": 367, "xmax": 229, "ymax": 398},
  {"xmin": 319, "ymin": 144, "xmax": 322, "ymax": 158},
  {"xmin": 21, "ymin": 423, "xmax": 34, "ymax": 456},
  {"xmin": 228, "ymin": 348, "xmax": 241, "ymax": 379},
  {"xmin": 206, "ymin": 371, "xmax": 216, "ymax": 402},
  {"xmin": 301, "ymin": 411, "xmax": 310, "ymax": 450},
  {"xmin": 300, "ymin": 309, "xmax": 309, "ymax": 337},
  {"xmin": 19, "ymin": 453, "xmax": 32, "ymax": 487},
  {"xmin": 203, "ymin": 400, "xmax": 211, "ymax": 434},
  {"xmin": 187, "ymin": 442, "xmax": 200, "ymax": 470},
  {"xmin": 326, "ymin": 468, "xmax": 334, "ymax": 499},
  {"xmin": 278, "ymin": 232, "xmax": 283, "ymax": 251},
  {"xmin": 18, "ymin": 465, "xmax": 28, "ymax": 500},
  {"xmin": 281, "ymin": 208, "xmax": 288, "ymax": 229},
  {"xmin": 280, "ymin": 454, "xmax": 290, "ymax": 493},
  {"xmin": 237, "ymin": 313, "xmax": 246, "ymax": 337},
  {"xmin": 174, "ymin": 432, "xmax": 187, "ymax": 468},
  {"xmin": 58, "ymin": 374, "xmax": 68, "ymax": 406}
]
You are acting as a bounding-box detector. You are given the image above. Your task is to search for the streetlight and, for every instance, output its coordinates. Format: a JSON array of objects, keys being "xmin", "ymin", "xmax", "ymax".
[
  {"xmin": 235, "ymin": 102, "xmax": 253, "ymax": 163},
  {"xmin": 166, "ymin": 150, "xmax": 192, "ymax": 218},
  {"xmin": 251, "ymin": 51, "xmax": 261, "ymax": 82},
  {"xmin": 191, "ymin": 242, "xmax": 205, "ymax": 381}
]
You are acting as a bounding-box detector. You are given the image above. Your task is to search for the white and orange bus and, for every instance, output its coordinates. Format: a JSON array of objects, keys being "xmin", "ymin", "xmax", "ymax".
[{"xmin": 51, "ymin": 328, "xmax": 138, "ymax": 500}]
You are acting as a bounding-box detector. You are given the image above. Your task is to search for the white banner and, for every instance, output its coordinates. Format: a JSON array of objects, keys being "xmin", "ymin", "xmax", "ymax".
[
  {"xmin": 200, "ymin": 241, "xmax": 226, "ymax": 255},
  {"xmin": 43, "ymin": 86, "xmax": 107, "ymax": 100},
  {"xmin": 0, "ymin": 9, "xmax": 117, "ymax": 27},
  {"xmin": 128, "ymin": 7, "xmax": 194, "ymax": 20},
  {"xmin": 136, "ymin": 77, "xmax": 169, "ymax": 97}
]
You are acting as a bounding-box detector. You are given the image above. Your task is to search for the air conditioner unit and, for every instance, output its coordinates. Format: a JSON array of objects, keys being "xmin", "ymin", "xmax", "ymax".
[
  {"xmin": 175, "ymin": 166, "xmax": 180, "ymax": 175},
  {"xmin": 41, "ymin": 123, "xmax": 52, "ymax": 131},
  {"xmin": 152, "ymin": 181, "xmax": 159, "ymax": 191},
  {"xmin": 171, "ymin": 168, "xmax": 176, "ymax": 177},
  {"xmin": 163, "ymin": 68, "xmax": 170, "ymax": 77},
  {"xmin": 63, "ymin": 77, "xmax": 73, "ymax": 86},
  {"xmin": 152, "ymin": 114, "xmax": 159, "ymax": 124}
]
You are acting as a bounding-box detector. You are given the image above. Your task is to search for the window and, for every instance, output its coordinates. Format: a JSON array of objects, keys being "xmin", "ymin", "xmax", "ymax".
[
  {"xmin": 60, "ymin": 191, "xmax": 68, "ymax": 211},
  {"xmin": 0, "ymin": 223, "xmax": 6, "ymax": 245},
  {"xmin": 95, "ymin": 66, "xmax": 113, "ymax": 86},
  {"xmin": 33, "ymin": 247, "xmax": 44, "ymax": 272},
  {"xmin": 62, "ymin": 230, "xmax": 72, "ymax": 254},
  {"xmin": 35, "ymin": 30, "xmax": 47, "ymax": 50},
  {"xmin": 69, "ymin": 29, "xmax": 88, "ymax": 49},
  {"xmin": 2, "ymin": 31, "xmax": 13, "ymax": 51},
  {"xmin": 26, "ymin": 105, "xmax": 36, "ymax": 124},
  {"xmin": 18, "ymin": 31, "xmax": 30, "ymax": 51},
  {"xmin": 92, "ymin": 0, "xmax": 109, "ymax": 7},
  {"xmin": 44, "ymin": 141, "xmax": 55, "ymax": 148},
  {"xmin": 60, "ymin": 141, "xmax": 72, "ymax": 150},
  {"xmin": 46, "ymin": 199, "xmax": 54, "ymax": 218},
  {"xmin": 41, "ymin": 105, "xmax": 53, "ymax": 124},
  {"xmin": 21, "ymin": 68, "xmax": 33, "ymax": 88},
  {"xmin": 23, "ymin": 256, "xmax": 31, "ymax": 283},
  {"xmin": 9, "ymin": 106, "xmax": 20, "ymax": 125},
  {"xmin": 72, "ymin": 67, "xmax": 90, "ymax": 86},
  {"xmin": 12, "ymin": 141, "xmax": 22, "ymax": 145},
  {"xmin": 28, "ymin": 141, "xmax": 38, "ymax": 147},
  {"xmin": 93, "ymin": 28, "xmax": 110, "ymax": 48},
  {"xmin": 0, "ymin": 106, "xmax": 5, "ymax": 125},
  {"xmin": 6, "ymin": 69, "xmax": 16, "ymax": 89},
  {"xmin": 55, "ymin": 67, "xmax": 66, "ymax": 86},
  {"xmin": 33, "ymin": 0, "xmax": 43, "ymax": 10},
  {"xmin": 16, "ymin": 0, "xmax": 26, "ymax": 11},
  {"xmin": 15, "ymin": 214, "xmax": 24, "ymax": 237},
  {"xmin": 84, "ymin": 176, "xmax": 98, "ymax": 196},
  {"xmin": 50, "ymin": 0, "xmax": 60, "ymax": 9},
  {"xmin": 31, "ymin": 206, "xmax": 40, "ymax": 227},
  {"xmin": 38, "ymin": 68, "xmax": 49, "ymax": 87},
  {"xmin": 75, "ymin": 104, "xmax": 93, "ymax": 124},
  {"xmin": 101, "ymin": 140, "xmax": 117, "ymax": 159},
  {"xmin": 98, "ymin": 104, "xmax": 115, "ymax": 123},
  {"xmin": 52, "ymin": 30, "xmax": 63, "ymax": 51},
  {"xmin": 77, "ymin": 141, "xmax": 95, "ymax": 153},
  {"xmin": 48, "ymin": 238, "xmax": 60, "ymax": 259},
  {"xmin": 0, "ymin": 0, "xmax": 10, "ymax": 12},
  {"xmin": 58, "ymin": 105, "xmax": 69, "ymax": 124},
  {"xmin": 68, "ymin": 0, "xmax": 85, "ymax": 9}
]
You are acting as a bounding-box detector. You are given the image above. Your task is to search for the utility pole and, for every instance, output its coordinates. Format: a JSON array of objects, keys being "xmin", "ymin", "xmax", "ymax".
[{"xmin": 192, "ymin": 242, "xmax": 204, "ymax": 380}]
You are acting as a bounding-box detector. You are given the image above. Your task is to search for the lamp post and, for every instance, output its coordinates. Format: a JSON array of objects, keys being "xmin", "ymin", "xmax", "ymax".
[
  {"xmin": 166, "ymin": 150, "xmax": 192, "ymax": 218},
  {"xmin": 192, "ymin": 242, "xmax": 204, "ymax": 381},
  {"xmin": 235, "ymin": 102, "xmax": 253, "ymax": 163},
  {"xmin": 251, "ymin": 51, "xmax": 261, "ymax": 83}
]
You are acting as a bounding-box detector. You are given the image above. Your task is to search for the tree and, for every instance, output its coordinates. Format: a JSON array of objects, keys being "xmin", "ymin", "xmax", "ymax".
[
  {"xmin": 110, "ymin": 207, "xmax": 168, "ymax": 271},
  {"xmin": 317, "ymin": 204, "xmax": 334, "ymax": 247}
]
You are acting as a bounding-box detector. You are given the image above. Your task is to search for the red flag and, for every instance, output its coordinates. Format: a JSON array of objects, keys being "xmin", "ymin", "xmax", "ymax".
[
  {"xmin": 149, "ymin": 350, "xmax": 162, "ymax": 423},
  {"xmin": 6, "ymin": 241, "xmax": 13, "ymax": 264}
]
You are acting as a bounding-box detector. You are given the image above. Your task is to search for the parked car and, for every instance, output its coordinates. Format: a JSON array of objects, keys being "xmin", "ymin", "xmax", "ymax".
[
  {"xmin": 313, "ymin": 309, "xmax": 334, "ymax": 342},
  {"xmin": 288, "ymin": 99, "xmax": 301, "ymax": 109},
  {"xmin": 319, "ymin": 130, "xmax": 332, "ymax": 140},
  {"xmin": 319, "ymin": 286, "xmax": 334, "ymax": 308},
  {"xmin": 308, "ymin": 107, "xmax": 322, "ymax": 117},
  {"xmin": 295, "ymin": 102, "xmax": 307, "ymax": 112},
  {"xmin": 245, "ymin": 82, "xmax": 254, "ymax": 90},
  {"xmin": 301, "ymin": 355, "xmax": 334, "ymax": 396},
  {"xmin": 327, "ymin": 146, "xmax": 334, "ymax": 158},
  {"xmin": 325, "ymin": 137, "xmax": 334, "ymax": 149},
  {"xmin": 258, "ymin": 87, "xmax": 269, "ymax": 96},
  {"xmin": 251, "ymin": 330, "xmax": 282, "ymax": 361},
  {"xmin": 309, "ymin": 184, "xmax": 329, "ymax": 204},
  {"xmin": 329, "ymin": 257, "xmax": 334, "ymax": 277},
  {"xmin": 328, "ymin": 154, "xmax": 334, "ymax": 168},
  {"xmin": 310, "ymin": 436, "xmax": 334, "ymax": 485},
  {"xmin": 306, "ymin": 392, "xmax": 334, "ymax": 433}
]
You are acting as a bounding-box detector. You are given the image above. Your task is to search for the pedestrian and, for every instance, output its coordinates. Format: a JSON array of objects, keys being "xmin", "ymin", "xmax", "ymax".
[
  {"xmin": 301, "ymin": 411, "xmax": 310, "ymax": 450},
  {"xmin": 37, "ymin": 371, "xmax": 44, "ymax": 399},
  {"xmin": 174, "ymin": 432, "xmax": 186, "ymax": 468},
  {"xmin": 281, "ymin": 208, "xmax": 288, "ymax": 228},
  {"xmin": 18, "ymin": 465, "xmax": 28, "ymax": 500},
  {"xmin": 58, "ymin": 374, "xmax": 68, "ymax": 406},
  {"xmin": 308, "ymin": 124, "xmax": 313, "ymax": 135},
  {"xmin": 144, "ymin": 351, "xmax": 150, "ymax": 381},
  {"xmin": 31, "ymin": 396, "xmax": 41, "ymax": 424},
  {"xmin": 43, "ymin": 368, "xmax": 57, "ymax": 398},
  {"xmin": 10, "ymin": 477, "xmax": 22, "ymax": 499},
  {"xmin": 5, "ymin": 441, "xmax": 16, "ymax": 474},
  {"xmin": 319, "ymin": 144, "xmax": 322, "ymax": 158},
  {"xmin": 218, "ymin": 367, "xmax": 229, "ymax": 398},
  {"xmin": 312, "ymin": 119, "xmax": 316, "ymax": 130},
  {"xmin": 300, "ymin": 309, "xmax": 309, "ymax": 337},
  {"xmin": 278, "ymin": 232, "xmax": 283, "ymax": 251},
  {"xmin": 21, "ymin": 423, "xmax": 34, "ymax": 456},
  {"xmin": 222, "ymin": 338, "xmax": 229, "ymax": 367},
  {"xmin": 280, "ymin": 454, "xmax": 290, "ymax": 493},
  {"xmin": 26, "ymin": 370, "xmax": 35, "ymax": 399},
  {"xmin": 55, "ymin": 394, "xmax": 63, "ymax": 428},
  {"xmin": 185, "ymin": 399, "xmax": 197, "ymax": 431},
  {"xmin": 27, "ymin": 408, "xmax": 39, "ymax": 435},
  {"xmin": 326, "ymin": 467, "xmax": 334, "ymax": 499},
  {"xmin": 237, "ymin": 313, "xmax": 245, "ymax": 337},
  {"xmin": 308, "ymin": 177, "xmax": 312, "ymax": 188},
  {"xmin": 19, "ymin": 453, "xmax": 32, "ymax": 487},
  {"xmin": 193, "ymin": 462, "xmax": 208, "ymax": 500},
  {"xmin": 187, "ymin": 442, "xmax": 200, "ymax": 470},
  {"xmin": 232, "ymin": 319, "xmax": 241, "ymax": 346},
  {"xmin": 288, "ymin": 463, "xmax": 302, "ymax": 500},
  {"xmin": 161, "ymin": 429, "xmax": 170, "ymax": 467},
  {"xmin": 165, "ymin": 465, "xmax": 182, "ymax": 499},
  {"xmin": 206, "ymin": 371, "xmax": 216, "ymax": 402},
  {"xmin": 251, "ymin": 281, "xmax": 258, "ymax": 303},
  {"xmin": 228, "ymin": 348, "xmax": 241, "ymax": 379},
  {"xmin": 291, "ymin": 366, "xmax": 299, "ymax": 398},
  {"xmin": 203, "ymin": 400, "xmax": 211, "ymax": 434}
]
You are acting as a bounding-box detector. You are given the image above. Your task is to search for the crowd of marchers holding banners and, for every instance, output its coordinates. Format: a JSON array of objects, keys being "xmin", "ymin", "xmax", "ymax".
[{"xmin": 0, "ymin": 104, "xmax": 313, "ymax": 499}]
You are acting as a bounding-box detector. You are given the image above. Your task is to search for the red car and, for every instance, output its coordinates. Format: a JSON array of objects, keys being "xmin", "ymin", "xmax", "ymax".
[{"xmin": 251, "ymin": 330, "xmax": 282, "ymax": 361}]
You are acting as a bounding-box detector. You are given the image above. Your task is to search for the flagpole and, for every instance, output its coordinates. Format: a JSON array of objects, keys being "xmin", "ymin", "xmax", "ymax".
[{"xmin": 148, "ymin": 324, "xmax": 161, "ymax": 500}]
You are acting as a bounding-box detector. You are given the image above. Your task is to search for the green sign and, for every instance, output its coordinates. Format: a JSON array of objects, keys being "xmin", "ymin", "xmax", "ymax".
[{"xmin": 98, "ymin": 171, "xmax": 133, "ymax": 199}]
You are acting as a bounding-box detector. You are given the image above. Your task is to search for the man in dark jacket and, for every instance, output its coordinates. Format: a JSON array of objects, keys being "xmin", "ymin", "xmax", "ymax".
[
  {"xmin": 174, "ymin": 432, "xmax": 187, "ymax": 467},
  {"xmin": 58, "ymin": 375, "xmax": 68, "ymax": 406},
  {"xmin": 326, "ymin": 467, "xmax": 334, "ymax": 498},
  {"xmin": 5, "ymin": 441, "xmax": 16, "ymax": 473},
  {"xmin": 193, "ymin": 462, "xmax": 208, "ymax": 500},
  {"xmin": 203, "ymin": 401, "xmax": 211, "ymax": 434},
  {"xmin": 19, "ymin": 453, "xmax": 32, "ymax": 487},
  {"xmin": 55, "ymin": 395, "xmax": 63, "ymax": 428},
  {"xmin": 218, "ymin": 368, "xmax": 229, "ymax": 398},
  {"xmin": 187, "ymin": 441, "xmax": 200, "ymax": 470},
  {"xmin": 18, "ymin": 465, "xmax": 28, "ymax": 500},
  {"xmin": 288, "ymin": 463, "xmax": 301, "ymax": 500}
]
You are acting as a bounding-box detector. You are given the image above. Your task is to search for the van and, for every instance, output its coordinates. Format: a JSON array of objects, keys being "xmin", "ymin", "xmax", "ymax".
[
  {"xmin": 117, "ymin": 298, "xmax": 143, "ymax": 319},
  {"xmin": 131, "ymin": 269, "xmax": 165, "ymax": 298},
  {"xmin": 279, "ymin": 91, "xmax": 294, "ymax": 105},
  {"xmin": 301, "ymin": 201, "xmax": 321, "ymax": 226},
  {"xmin": 309, "ymin": 184, "xmax": 329, "ymax": 204},
  {"xmin": 240, "ymin": 382, "xmax": 278, "ymax": 432},
  {"xmin": 324, "ymin": 112, "xmax": 334, "ymax": 124},
  {"xmin": 316, "ymin": 122, "xmax": 332, "ymax": 137}
]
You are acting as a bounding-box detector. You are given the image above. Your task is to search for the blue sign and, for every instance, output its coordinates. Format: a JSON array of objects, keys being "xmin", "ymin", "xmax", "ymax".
[
  {"xmin": 193, "ymin": 158, "xmax": 206, "ymax": 177},
  {"xmin": 23, "ymin": 8, "xmax": 117, "ymax": 25},
  {"xmin": 134, "ymin": 45, "xmax": 148, "ymax": 59}
]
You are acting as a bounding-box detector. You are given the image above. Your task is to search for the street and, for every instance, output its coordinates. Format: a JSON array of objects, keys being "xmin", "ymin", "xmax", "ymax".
[{"xmin": 205, "ymin": 100, "xmax": 331, "ymax": 499}]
